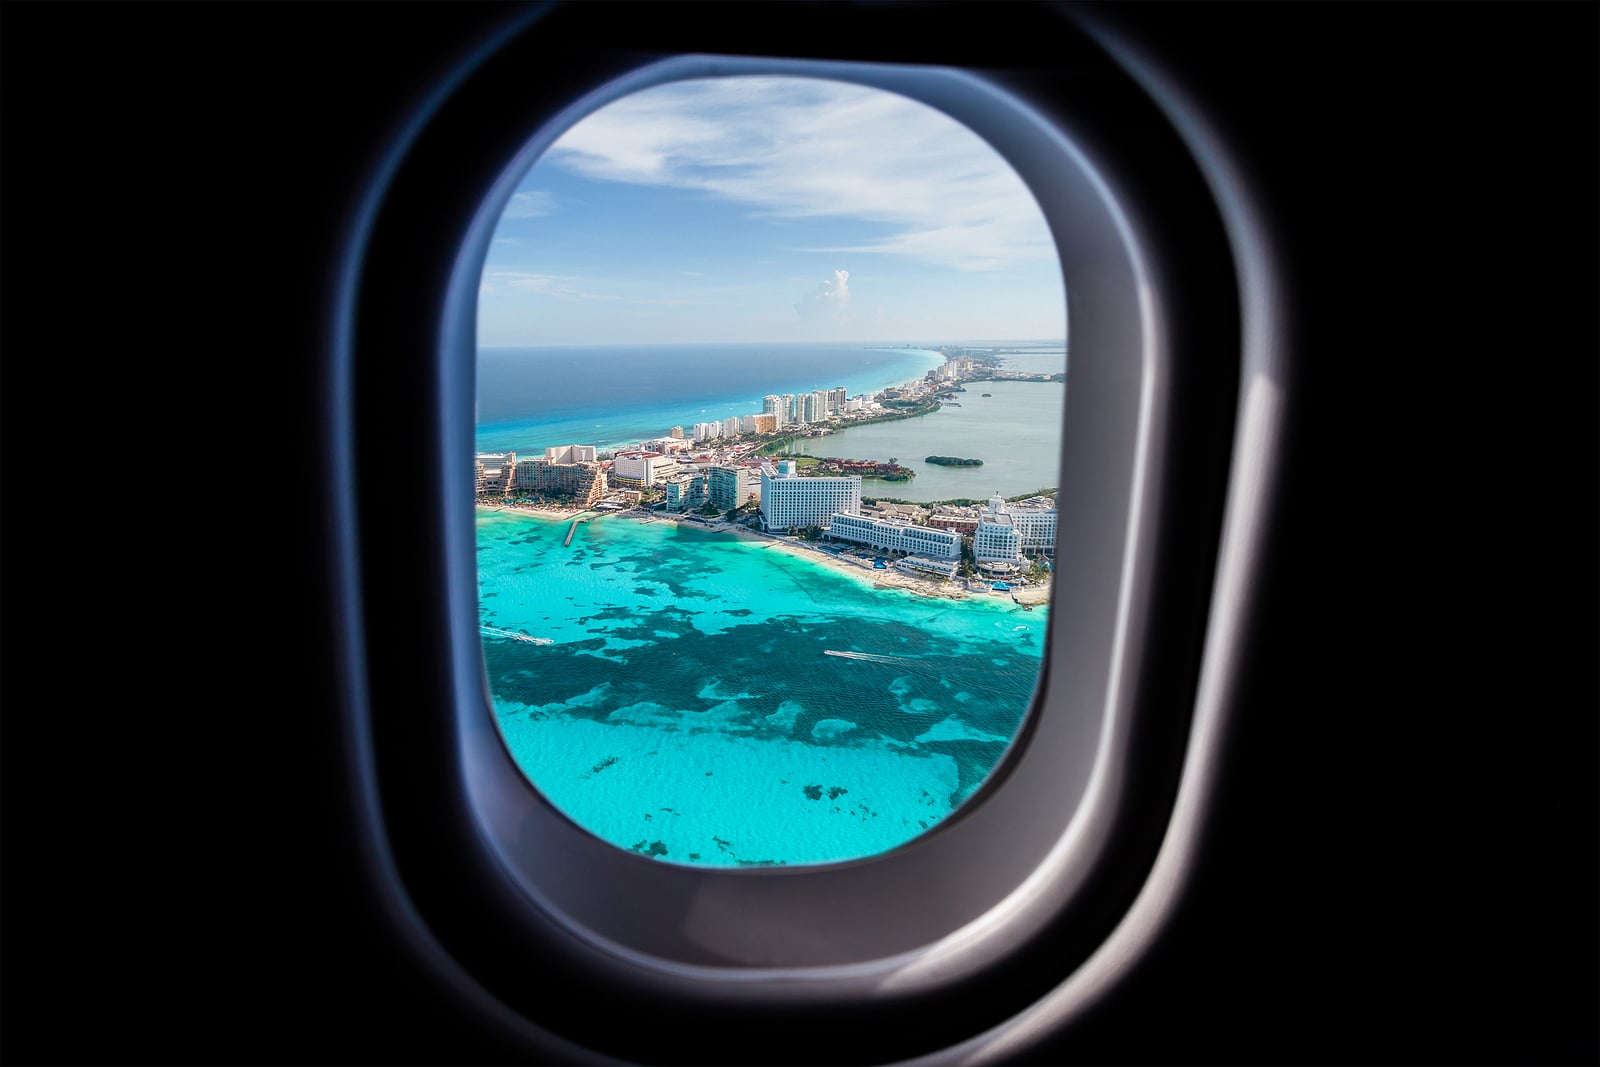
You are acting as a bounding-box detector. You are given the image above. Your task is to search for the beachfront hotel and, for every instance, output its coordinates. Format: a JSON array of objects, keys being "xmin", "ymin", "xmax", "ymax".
[
  {"xmin": 475, "ymin": 449, "xmax": 606, "ymax": 506},
  {"xmin": 827, "ymin": 513, "xmax": 963, "ymax": 560},
  {"xmin": 974, "ymin": 492, "xmax": 1057, "ymax": 564},
  {"xmin": 513, "ymin": 457, "xmax": 605, "ymax": 506},
  {"xmin": 543, "ymin": 444, "xmax": 597, "ymax": 464},
  {"xmin": 610, "ymin": 450, "xmax": 679, "ymax": 488},
  {"xmin": 475, "ymin": 453, "xmax": 514, "ymax": 496},
  {"xmin": 664, "ymin": 472, "xmax": 708, "ymax": 512},
  {"xmin": 759, "ymin": 461, "xmax": 861, "ymax": 531},
  {"xmin": 708, "ymin": 465, "xmax": 758, "ymax": 511}
]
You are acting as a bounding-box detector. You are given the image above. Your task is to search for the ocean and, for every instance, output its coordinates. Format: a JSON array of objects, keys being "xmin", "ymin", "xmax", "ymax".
[
  {"xmin": 475, "ymin": 341, "xmax": 1062, "ymax": 866},
  {"xmin": 476, "ymin": 342, "xmax": 950, "ymax": 456}
]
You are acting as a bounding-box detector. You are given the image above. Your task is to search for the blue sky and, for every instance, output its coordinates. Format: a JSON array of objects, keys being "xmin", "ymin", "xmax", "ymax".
[{"xmin": 477, "ymin": 76, "xmax": 1067, "ymax": 347}]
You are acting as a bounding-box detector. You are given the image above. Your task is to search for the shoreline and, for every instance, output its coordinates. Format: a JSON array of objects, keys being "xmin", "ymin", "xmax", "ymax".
[
  {"xmin": 476, "ymin": 344, "xmax": 949, "ymax": 458},
  {"xmin": 476, "ymin": 503, "xmax": 1051, "ymax": 607}
]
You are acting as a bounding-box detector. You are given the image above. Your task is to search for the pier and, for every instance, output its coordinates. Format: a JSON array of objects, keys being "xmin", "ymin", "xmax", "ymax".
[{"xmin": 564, "ymin": 515, "xmax": 591, "ymax": 547}]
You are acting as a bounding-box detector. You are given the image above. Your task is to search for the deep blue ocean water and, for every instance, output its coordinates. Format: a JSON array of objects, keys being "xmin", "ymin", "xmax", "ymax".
[
  {"xmin": 476, "ymin": 342, "xmax": 947, "ymax": 455},
  {"xmin": 474, "ymin": 341, "xmax": 1060, "ymax": 866}
]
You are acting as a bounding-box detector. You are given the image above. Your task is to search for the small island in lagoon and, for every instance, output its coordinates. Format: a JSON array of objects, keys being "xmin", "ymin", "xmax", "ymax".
[{"xmin": 925, "ymin": 455, "xmax": 984, "ymax": 467}]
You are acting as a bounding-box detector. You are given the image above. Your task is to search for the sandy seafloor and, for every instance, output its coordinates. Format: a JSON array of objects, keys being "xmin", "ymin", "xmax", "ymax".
[{"xmin": 476, "ymin": 506, "xmax": 1049, "ymax": 867}]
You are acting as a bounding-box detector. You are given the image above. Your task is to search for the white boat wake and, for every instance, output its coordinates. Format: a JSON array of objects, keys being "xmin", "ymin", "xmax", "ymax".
[
  {"xmin": 823, "ymin": 649, "xmax": 912, "ymax": 664},
  {"xmin": 481, "ymin": 626, "xmax": 554, "ymax": 645}
]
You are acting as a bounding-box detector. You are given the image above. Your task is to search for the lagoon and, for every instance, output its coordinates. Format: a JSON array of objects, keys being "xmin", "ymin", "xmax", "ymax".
[{"xmin": 791, "ymin": 379, "xmax": 1065, "ymax": 502}]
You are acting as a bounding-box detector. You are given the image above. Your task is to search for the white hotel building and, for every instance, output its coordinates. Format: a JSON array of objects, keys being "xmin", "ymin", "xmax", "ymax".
[
  {"xmin": 827, "ymin": 513, "xmax": 962, "ymax": 561},
  {"xmin": 543, "ymin": 444, "xmax": 597, "ymax": 464},
  {"xmin": 973, "ymin": 492, "xmax": 1058, "ymax": 565},
  {"xmin": 759, "ymin": 462, "xmax": 861, "ymax": 532},
  {"xmin": 610, "ymin": 451, "xmax": 678, "ymax": 487}
]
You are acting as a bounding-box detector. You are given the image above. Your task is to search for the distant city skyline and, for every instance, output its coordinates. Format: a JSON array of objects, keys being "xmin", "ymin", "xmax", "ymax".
[{"xmin": 478, "ymin": 76, "xmax": 1067, "ymax": 347}]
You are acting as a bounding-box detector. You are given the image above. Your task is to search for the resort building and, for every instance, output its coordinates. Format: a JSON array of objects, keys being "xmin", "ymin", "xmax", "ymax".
[
  {"xmin": 610, "ymin": 451, "xmax": 678, "ymax": 487},
  {"xmin": 669, "ymin": 426, "xmax": 684, "ymax": 439},
  {"xmin": 864, "ymin": 502, "xmax": 928, "ymax": 524},
  {"xmin": 759, "ymin": 466, "xmax": 861, "ymax": 532},
  {"xmin": 893, "ymin": 556, "xmax": 960, "ymax": 578},
  {"xmin": 827, "ymin": 513, "xmax": 962, "ymax": 560},
  {"xmin": 692, "ymin": 422, "xmax": 722, "ymax": 443},
  {"xmin": 973, "ymin": 492, "xmax": 1057, "ymax": 564},
  {"xmin": 511, "ymin": 457, "xmax": 605, "ymax": 507},
  {"xmin": 1012, "ymin": 506, "xmax": 1058, "ymax": 557},
  {"xmin": 751, "ymin": 413, "xmax": 777, "ymax": 434},
  {"xmin": 543, "ymin": 444, "xmax": 597, "ymax": 465},
  {"xmin": 708, "ymin": 465, "xmax": 756, "ymax": 512},
  {"xmin": 474, "ymin": 452, "xmax": 515, "ymax": 497},
  {"xmin": 799, "ymin": 392, "xmax": 823, "ymax": 423},
  {"xmin": 721, "ymin": 416, "xmax": 741, "ymax": 438},
  {"xmin": 974, "ymin": 515, "xmax": 1022, "ymax": 566},
  {"xmin": 928, "ymin": 509, "xmax": 981, "ymax": 536},
  {"xmin": 664, "ymin": 473, "xmax": 708, "ymax": 513}
]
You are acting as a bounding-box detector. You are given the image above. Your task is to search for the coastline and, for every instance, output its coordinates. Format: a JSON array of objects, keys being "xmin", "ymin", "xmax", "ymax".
[
  {"xmin": 476, "ymin": 503, "xmax": 1051, "ymax": 607},
  {"xmin": 475, "ymin": 343, "xmax": 948, "ymax": 458}
]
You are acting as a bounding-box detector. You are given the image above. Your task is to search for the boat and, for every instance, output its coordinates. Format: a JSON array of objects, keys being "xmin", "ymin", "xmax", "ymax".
[{"xmin": 480, "ymin": 626, "xmax": 553, "ymax": 645}]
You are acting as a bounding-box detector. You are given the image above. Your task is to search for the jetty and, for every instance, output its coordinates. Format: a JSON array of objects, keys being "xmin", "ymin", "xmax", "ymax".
[{"xmin": 564, "ymin": 515, "xmax": 591, "ymax": 547}]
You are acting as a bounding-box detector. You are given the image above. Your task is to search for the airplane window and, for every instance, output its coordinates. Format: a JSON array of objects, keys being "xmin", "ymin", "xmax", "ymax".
[
  {"xmin": 473, "ymin": 75, "xmax": 1067, "ymax": 867},
  {"xmin": 340, "ymin": 11, "xmax": 1255, "ymax": 1049}
]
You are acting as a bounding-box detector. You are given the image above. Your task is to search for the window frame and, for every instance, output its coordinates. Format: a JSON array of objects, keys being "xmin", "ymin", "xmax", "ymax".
[{"xmin": 334, "ymin": 8, "xmax": 1267, "ymax": 1060}]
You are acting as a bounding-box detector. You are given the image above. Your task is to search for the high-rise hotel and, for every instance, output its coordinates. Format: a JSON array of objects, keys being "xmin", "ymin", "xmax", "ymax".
[
  {"xmin": 973, "ymin": 492, "xmax": 1057, "ymax": 564},
  {"xmin": 759, "ymin": 461, "xmax": 861, "ymax": 532}
]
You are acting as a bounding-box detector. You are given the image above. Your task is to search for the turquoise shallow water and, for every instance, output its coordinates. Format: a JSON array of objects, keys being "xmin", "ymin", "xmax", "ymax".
[{"xmin": 477, "ymin": 508, "xmax": 1047, "ymax": 866}]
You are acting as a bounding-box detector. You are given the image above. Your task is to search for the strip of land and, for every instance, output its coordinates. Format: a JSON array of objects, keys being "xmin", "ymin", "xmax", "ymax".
[{"xmin": 477, "ymin": 502, "xmax": 1050, "ymax": 606}]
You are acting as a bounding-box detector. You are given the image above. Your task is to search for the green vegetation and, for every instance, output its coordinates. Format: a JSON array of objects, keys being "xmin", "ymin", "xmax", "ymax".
[
  {"xmin": 756, "ymin": 435, "xmax": 802, "ymax": 456},
  {"xmin": 757, "ymin": 401, "xmax": 942, "ymax": 457},
  {"xmin": 925, "ymin": 456, "xmax": 983, "ymax": 467},
  {"xmin": 859, "ymin": 487, "xmax": 1057, "ymax": 509}
]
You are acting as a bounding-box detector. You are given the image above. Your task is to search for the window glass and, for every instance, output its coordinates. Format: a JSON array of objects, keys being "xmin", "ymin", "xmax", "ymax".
[{"xmin": 474, "ymin": 76, "xmax": 1066, "ymax": 866}]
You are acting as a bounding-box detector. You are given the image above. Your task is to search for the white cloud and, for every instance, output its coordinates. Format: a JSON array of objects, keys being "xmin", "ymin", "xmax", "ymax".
[
  {"xmin": 502, "ymin": 190, "xmax": 556, "ymax": 219},
  {"xmin": 795, "ymin": 268, "xmax": 850, "ymax": 318},
  {"xmin": 479, "ymin": 270, "xmax": 706, "ymax": 307},
  {"xmin": 540, "ymin": 77, "xmax": 1054, "ymax": 271}
]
